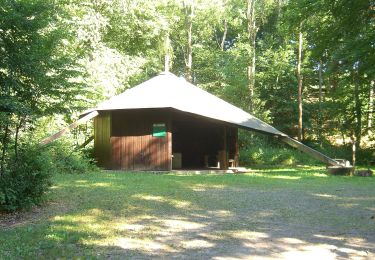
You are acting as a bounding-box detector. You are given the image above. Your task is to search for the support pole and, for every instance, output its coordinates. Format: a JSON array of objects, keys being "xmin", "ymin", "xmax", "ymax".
[
  {"xmin": 79, "ymin": 136, "xmax": 94, "ymax": 148},
  {"xmin": 221, "ymin": 126, "xmax": 228, "ymax": 170}
]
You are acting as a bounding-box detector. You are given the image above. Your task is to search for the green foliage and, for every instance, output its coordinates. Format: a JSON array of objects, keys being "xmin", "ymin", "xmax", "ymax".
[
  {"xmin": 238, "ymin": 131, "xmax": 316, "ymax": 166},
  {"xmin": 240, "ymin": 146, "xmax": 313, "ymax": 166},
  {"xmin": 0, "ymin": 0, "xmax": 87, "ymax": 176},
  {"xmin": 0, "ymin": 144, "xmax": 53, "ymax": 212},
  {"xmin": 47, "ymin": 140, "xmax": 98, "ymax": 175},
  {"xmin": 307, "ymin": 140, "xmax": 375, "ymax": 166},
  {"xmin": 0, "ymin": 140, "xmax": 98, "ymax": 212},
  {"xmin": 0, "ymin": 0, "xmax": 83, "ymax": 116}
]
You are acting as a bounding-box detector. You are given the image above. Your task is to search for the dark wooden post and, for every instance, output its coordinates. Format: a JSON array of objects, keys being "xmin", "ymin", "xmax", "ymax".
[
  {"xmin": 234, "ymin": 128, "xmax": 239, "ymax": 167},
  {"xmin": 221, "ymin": 126, "xmax": 228, "ymax": 170}
]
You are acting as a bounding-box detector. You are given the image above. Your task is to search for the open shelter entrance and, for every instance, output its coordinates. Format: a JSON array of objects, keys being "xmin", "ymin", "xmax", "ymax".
[{"xmin": 171, "ymin": 115, "xmax": 238, "ymax": 170}]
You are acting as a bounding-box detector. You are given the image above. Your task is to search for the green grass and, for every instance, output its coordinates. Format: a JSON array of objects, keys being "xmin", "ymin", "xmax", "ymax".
[{"xmin": 1, "ymin": 167, "xmax": 374, "ymax": 259}]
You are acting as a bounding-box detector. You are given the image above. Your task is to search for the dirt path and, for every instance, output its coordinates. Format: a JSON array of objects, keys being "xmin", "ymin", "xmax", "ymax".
[{"xmin": 106, "ymin": 186, "xmax": 375, "ymax": 259}]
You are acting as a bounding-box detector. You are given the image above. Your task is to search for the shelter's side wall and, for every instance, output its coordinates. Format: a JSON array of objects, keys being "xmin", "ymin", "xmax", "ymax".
[
  {"xmin": 111, "ymin": 109, "xmax": 171, "ymax": 171},
  {"xmin": 94, "ymin": 111, "xmax": 112, "ymax": 168}
]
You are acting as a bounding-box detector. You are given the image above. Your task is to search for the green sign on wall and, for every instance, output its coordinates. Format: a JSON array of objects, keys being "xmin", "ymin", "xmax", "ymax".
[{"xmin": 153, "ymin": 123, "xmax": 166, "ymax": 137}]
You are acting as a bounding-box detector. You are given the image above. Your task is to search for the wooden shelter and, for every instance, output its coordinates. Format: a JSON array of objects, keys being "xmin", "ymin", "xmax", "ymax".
[
  {"xmin": 42, "ymin": 72, "xmax": 345, "ymax": 171},
  {"xmin": 85, "ymin": 72, "xmax": 342, "ymax": 171},
  {"xmin": 90, "ymin": 72, "xmax": 269, "ymax": 171}
]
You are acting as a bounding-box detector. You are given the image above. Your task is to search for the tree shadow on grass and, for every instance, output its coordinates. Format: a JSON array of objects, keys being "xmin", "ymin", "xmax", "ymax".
[{"xmin": 1, "ymin": 171, "xmax": 374, "ymax": 259}]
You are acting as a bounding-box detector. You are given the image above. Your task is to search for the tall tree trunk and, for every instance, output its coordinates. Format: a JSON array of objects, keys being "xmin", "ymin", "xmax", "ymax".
[
  {"xmin": 164, "ymin": 32, "xmax": 171, "ymax": 72},
  {"xmin": 275, "ymin": 74, "xmax": 279, "ymax": 90},
  {"xmin": 221, "ymin": 18, "xmax": 228, "ymax": 51},
  {"xmin": 351, "ymin": 132, "xmax": 356, "ymax": 168},
  {"xmin": 276, "ymin": 0, "xmax": 281, "ymax": 19},
  {"xmin": 14, "ymin": 116, "xmax": 24, "ymax": 160},
  {"xmin": 318, "ymin": 60, "xmax": 324, "ymax": 146},
  {"xmin": 184, "ymin": 0, "xmax": 194, "ymax": 82},
  {"xmin": 0, "ymin": 123, "xmax": 10, "ymax": 176},
  {"xmin": 368, "ymin": 80, "xmax": 374, "ymax": 130},
  {"xmin": 297, "ymin": 24, "xmax": 303, "ymax": 141},
  {"xmin": 247, "ymin": 0, "xmax": 257, "ymax": 113},
  {"xmin": 354, "ymin": 73, "xmax": 362, "ymax": 147}
]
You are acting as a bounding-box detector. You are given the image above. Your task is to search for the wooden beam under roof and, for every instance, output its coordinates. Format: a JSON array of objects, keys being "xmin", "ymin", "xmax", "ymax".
[
  {"xmin": 280, "ymin": 136, "xmax": 343, "ymax": 167},
  {"xmin": 40, "ymin": 111, "xmax": 99, "ymax": 145}
]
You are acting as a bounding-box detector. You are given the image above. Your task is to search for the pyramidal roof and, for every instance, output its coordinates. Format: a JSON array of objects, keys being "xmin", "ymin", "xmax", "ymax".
[{"xmin": 92, "ymin": 72, "xmax": 285, "ymax": 136}]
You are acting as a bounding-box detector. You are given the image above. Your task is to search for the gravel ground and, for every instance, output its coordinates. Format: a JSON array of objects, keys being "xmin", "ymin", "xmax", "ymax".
[{"xmin": 109, "ymin": 185, "xmax": 375, "ymax": 259}]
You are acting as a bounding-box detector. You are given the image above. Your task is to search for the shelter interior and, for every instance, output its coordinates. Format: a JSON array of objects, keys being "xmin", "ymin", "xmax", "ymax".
[{"xmin": 94, "ymin": 108, "xmax": 239, "ymax": 171}]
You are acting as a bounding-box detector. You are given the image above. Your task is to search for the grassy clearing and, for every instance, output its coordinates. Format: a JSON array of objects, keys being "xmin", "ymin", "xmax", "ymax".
[{"xmin": 0, "ymin": 167, "xmax": 374, "ymax": 259}]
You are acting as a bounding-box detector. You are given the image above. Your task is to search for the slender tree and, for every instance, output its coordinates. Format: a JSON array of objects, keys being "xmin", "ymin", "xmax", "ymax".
[
  {"xmin": 164, "ymin": 32, "xmax": 171, "ymax": 72},
  {"xmin": 246, "ymin": 0, "xmax": 258, "ymax": 113},
  {"xmin": 369, "ymin": 81, "xmax": 374, "ymax": 130},
  {"xmin": 221, "ymin": 18, "xmax": 228, "ymax": 51},
  {"xmin": 318, "ymin": 59, "xmax": 324, "ymax": 145},
  {"xmin": 297, "ymin": 22, "xmax": 304, "ymax": 141},
  {"xmin": 183, "ymin": 0, "xmax": 194, "ymax": 82}
]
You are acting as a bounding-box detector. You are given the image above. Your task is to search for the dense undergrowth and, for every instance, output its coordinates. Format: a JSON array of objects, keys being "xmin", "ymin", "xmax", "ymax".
[{"xmin": 0, "ymin": 140, "xmax": 97, "ymax": 212}]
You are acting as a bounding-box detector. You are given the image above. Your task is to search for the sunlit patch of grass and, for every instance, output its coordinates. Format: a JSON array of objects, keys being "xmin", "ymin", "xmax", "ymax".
[
  {"xmin": 132, "ymin": 194, "xmax": 196, "ymax": 210},
  {"xmin": 241, "ymin": 166, "xmax": 329, "ymax": 180},
  {"xmin": 227, "ymin": 230, "xmax": 270, "ymax": 241},
  {"xmin": 75, "ymin": 180, "xmax": 88, "ymax": 183},
  {"xmin": 188, "ymin": 183, "xmax": 226, "ymax": 191},
  {"xmin": 241, "ymin": 172, "xmax": 302, "ymax": 180},
  {"xmin": 116, "ymin": 237, "xmax": 175, "ymax": 252},
  {"xmin": 338, "ymin": 203, "xmax": 360, "ymax": 209},
  {"xmin": 312, "ymin": 193, "xmax": 338, "ymax": 199},
  {"xmin": 312, "ymin": 173, "xmax": 328, "ymax": 177},
  {"xmin": 268, "ymin": 175, "xmax": 301, "ymax": 180}
]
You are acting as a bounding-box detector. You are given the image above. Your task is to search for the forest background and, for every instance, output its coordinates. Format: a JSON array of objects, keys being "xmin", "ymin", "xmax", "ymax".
[{"xmin": 0, "ymin": 0, "xmax": 374, "ymax": 209}]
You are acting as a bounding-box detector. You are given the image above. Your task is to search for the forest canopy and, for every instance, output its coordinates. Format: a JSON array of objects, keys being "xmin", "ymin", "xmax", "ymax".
[{"xmin": 0, "ymin": 0, "xmax": 374, "ymax": 176}]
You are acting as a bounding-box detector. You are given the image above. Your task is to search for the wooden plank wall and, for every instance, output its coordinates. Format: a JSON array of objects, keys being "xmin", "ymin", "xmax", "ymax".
[
  {"xmin": 110, "ymin": 109, "xmax": 171, "ymax": 171},
  {"xmin": 94, "ymin": 111, "xmax": 112, "ymax": 168}
]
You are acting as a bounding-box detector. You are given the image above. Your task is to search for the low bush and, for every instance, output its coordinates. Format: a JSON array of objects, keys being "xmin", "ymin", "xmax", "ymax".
[
  {"xmin": 0, "ymin": 144, "xmax": 53, "ymax": 212},
  {"xmin": 48, "ymin": 140, "xmax": 98, "ymax": 174},
  {"xmin": 0, "ymin": 139, "xmax": 98, "ymax": 212}
]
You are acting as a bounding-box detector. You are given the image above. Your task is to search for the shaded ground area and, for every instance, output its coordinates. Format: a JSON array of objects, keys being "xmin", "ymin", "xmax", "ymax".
[{"xmin": 1, "ymin": 167, "xmax": 374, "ymax": 259}]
